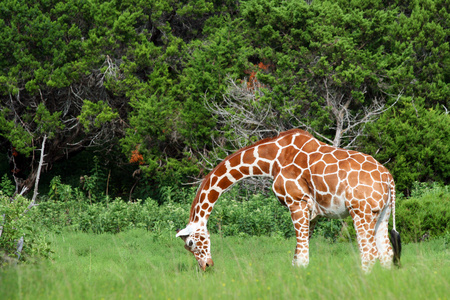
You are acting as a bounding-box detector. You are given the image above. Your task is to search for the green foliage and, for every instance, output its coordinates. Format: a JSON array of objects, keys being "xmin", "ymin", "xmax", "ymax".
[
  {"xmin": 396, "ymin": 182, "xmax": 450, "ymax": 243},
  {"xmin": 33, "ymin": 174, "xmax": 450, "ymax": 247},
  {"xmin": 0, "ymin": 194, "xmax": 52, "ymax": 265},
  {"xmin": 210, "ymin": 193, "xmax": 292, "ymax": 238},
  {"xmin": 32, "ymin": 179, "xmax": 355, "ymax": 241},
  {"xmin": 362, "ymin": 98, "xmax": 450, "ymax": 192},
  {"xmin": 0, "ymin": 110, "xmax": 34, "ymax": 155},
  {"xmin": 0, "ymin": 174, "xmax": 15, "ymax": 197},
  {"xmin": 1, "ymin": 0, "xmax": 449, "ymax": 203},
  {"xmin": 78, "ymin": 100, "xmax": 118, "ymax": 133}
]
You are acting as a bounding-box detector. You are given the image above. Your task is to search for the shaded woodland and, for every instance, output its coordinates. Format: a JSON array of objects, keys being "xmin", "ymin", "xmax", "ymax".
[{"xmin": 1, "ymin": 0, "xmax": 449, "ymax": 199}]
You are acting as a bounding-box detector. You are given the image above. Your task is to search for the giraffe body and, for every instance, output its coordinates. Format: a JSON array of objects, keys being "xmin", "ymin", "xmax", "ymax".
[{"xmin": 177, "ymin": 129, "xmax": 400, "ymax": 272}]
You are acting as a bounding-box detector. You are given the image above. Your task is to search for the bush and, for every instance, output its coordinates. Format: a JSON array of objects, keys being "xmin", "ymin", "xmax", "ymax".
[
  {"xmin": 209, "ymin": 193, "xmax": 293, "ymax": 238},
  {"xmin": 396, "ymin": 183, "xmax": 450, "ymax": 243},
  {"xmin": 0, "ymin": 194, "xmax": 52, "ymax": 265},
  {"xmin": 32, "ymin": 176, "xmax": 450, "ymax": 244}
]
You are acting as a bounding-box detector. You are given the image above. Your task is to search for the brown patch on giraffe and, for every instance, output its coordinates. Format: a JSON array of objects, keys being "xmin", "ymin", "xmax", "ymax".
[
  {"xmin": 294, "ymin": 152, "xmax": 309, "ymax": 169},
  {"xmin": 228, "ymin": 154, "xmax": 241, "ymax": 168},
  {"xmin": 278, "ymin": 146, "xmax": 297, "ymax": 166},
  {"xmin": 242, "ymin": 150, "xmax": 256, "ymax": 164},
  {"xmin": 379, "ymin": 164, "xmax": 390, "ymax": 175},
  {"xmin": 334, "ymin": 150, "xmax": 349, "ymax": 160},
  {"xmin": 359, "ymin": 170, "xmax": 373, "ymax": 186},
  {"xmin": 284, "ymin": 196, "xmax": 294, "ymax": 206},
  {"xmin": 252, "ymin": 166, "xmax": 264, "ymax": 175},
  {"xmin": 297, "ymin": 177, "xmax": 311, "ymax": 194},
  {"xmin": 210, "ymin": 176, "xmax": 218, "ymax": 187},
  {"xmin": 282, "ymin": 165, "xmax": 302, "ymax": 180},
  {"xmin": 319, "ymin": 145, "xmax": 335, "ymax": 154},
  {"xmin": 351, "ymin": 154, "xmax": 366, "ymax": 164},
  {"xmin": 199, "ymin": 193, "xmax": 206, "ymax": 203},
  {"xmin": 258, "ymin": 144, "xmax": 278, "ymax": 160},
  {"xmin": 218, "ymin": 176, "xmax": 233, "ymax": 189},
  {"xmin": 257, "ymin": 160, "xmax": 271, "ymax": 174},
  {"xmin": 380, "ymin": 172, "xmax": 390, "ymax": 183},
  {"xmin": 285, "ymin": 180, "xmax": 304, "ymax": 200},
  {"xmin": 322, "ymin": 153, "xmax": 338, "ymax": 165},
  {"xmin": 193, "ymin": 205, "xmax": 201, "ymax": 223},
  {"xmin": 309, "ymin": 152, "xmax": 324, "ymax": 165},
  {"xmin": 325, "ymin": 163, "xmax": 338, "ymax": 174},
  {"xmin": 311, "ymin": 174, "xmax": 328, "ymax": 193},
  {"xmin": 273, "ymin": 178, "xmax": 286, "ymax": 195},
  {"xmin": 239, "ymin": 166, "xmax": 250, "ymax": 175},
  {"xmin": 293, "ymin": 135, "xmax": 317, "ymax": 151},
  {"xmin": 214, "ymin": 164, "xmax": 227, "ymax": 177},
  {"xmin": 324, "ymin": 173, "xmax": 339, "ymax": 194},
  {"xmin": 371, "ymin": 189, "xmax": 383, "ymax": 202},
  {"xmin": 317, "ymin": 193, "xmax": 332, "ymax": 208},
  {"xmin": 347, "ymin": 171, "xmax": 359, "ymax": 188},
  {"xmin": 201, "ymin": 203, "xmax": 209, "ymax": 210},
  {"xmin": 338, "ymin": 169, "xmax": 348, "ymax": 182},
  {"xmin": 271, "ymin": 162, "xmax": 281, "ymax": 177},
  {"xmin": 362, "ymin": 158, "xmax": 377, "ymax": 167},
  {"xmin": 338, "ymin": 160, "xmax": 351, "ymax": 172},
  {"xmin": 208, "ymin": 189, "xmax": 220, "ymax": 202},
  {"xmin": 349, "ymin": 158, "xmax": 362, "ymax": 171},
  {"xmin": 336, "ymin": 182, "xmax": 346, "ymax": 197},
  {"xmin": 311, "ymin": 160, "xmax": 326, "ymax": 175},
  {"xmin": 369, "ymin": 170, "xmax": 382, "ymax": 182},
  {"xmin": 229, "ymin": 169, "xmax": 244, "ymax": 181},
  {"xmin": 200, "ymin": 210, "xmax": 205, "ymax": 218},
  {"xmin": 277, "ymin": 134, "xmax": 293, "ymax": 147},
  {"xmin": 203, "ymin": 178, "xmax": 211, "ymax": 191}
]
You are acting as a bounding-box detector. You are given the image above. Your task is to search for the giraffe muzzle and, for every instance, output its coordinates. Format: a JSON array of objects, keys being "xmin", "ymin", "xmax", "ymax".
[{"xmin": 199, "ymin": 258, "xmax": 214, "ymax": 271}]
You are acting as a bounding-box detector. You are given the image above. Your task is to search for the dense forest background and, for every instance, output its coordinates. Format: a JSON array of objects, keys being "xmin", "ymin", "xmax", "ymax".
[{"xmin": 1, "ymin": 0, "xmax": 449, "ymax": 201}]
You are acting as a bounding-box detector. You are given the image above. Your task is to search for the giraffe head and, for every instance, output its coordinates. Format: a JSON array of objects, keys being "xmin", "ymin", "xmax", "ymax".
[{"xmin": 176, "ymin": 225, "xmax": 214, "ymax": 271}]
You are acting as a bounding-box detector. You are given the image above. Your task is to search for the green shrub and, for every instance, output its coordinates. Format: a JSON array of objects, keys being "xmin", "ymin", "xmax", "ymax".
[
  {"xmin": 33, "ymin": 176, "xmax": 450, "ymax": 244},
  {"xmin": 0, "ymin": 174, "xmax": 15, "ymax": 197},
  {"xmin": 396, "ymin": 183, "xmax": 450, "ymax": 243},
  {"xmin": 0, "ymin": 194, "xmax": 52, "ymax": 265}
]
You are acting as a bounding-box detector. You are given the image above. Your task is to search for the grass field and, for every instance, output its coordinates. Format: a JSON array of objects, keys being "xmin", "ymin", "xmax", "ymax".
[{"xmin": 1, "ymin": 229, "xmax": 449, "ymax": 300}]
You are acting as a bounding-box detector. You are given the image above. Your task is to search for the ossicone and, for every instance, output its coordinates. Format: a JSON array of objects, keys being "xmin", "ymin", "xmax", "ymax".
[{"xmin": 176, "ymin": 225, "xmax": 193, "ymax": 238}]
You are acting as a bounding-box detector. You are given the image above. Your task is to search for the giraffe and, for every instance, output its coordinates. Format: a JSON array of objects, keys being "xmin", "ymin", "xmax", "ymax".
[{"xmin": 176, "ymin": 129, "xmax": 401, "ymax": 273}]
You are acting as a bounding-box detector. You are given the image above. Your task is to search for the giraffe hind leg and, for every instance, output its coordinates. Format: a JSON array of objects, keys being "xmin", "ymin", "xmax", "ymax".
[
  {"xmin": 350, "ymin": 209, "xmax": 379, "ymax": 273},
  {"xmin": 374, "ymin": 203, "xmax": 394, "ymax": 269}
]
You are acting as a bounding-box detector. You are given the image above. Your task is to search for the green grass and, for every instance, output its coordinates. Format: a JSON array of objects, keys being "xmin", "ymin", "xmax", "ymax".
[{"xmin": 1, "ymin": 229, "xmax": 449, "ymax": 299}]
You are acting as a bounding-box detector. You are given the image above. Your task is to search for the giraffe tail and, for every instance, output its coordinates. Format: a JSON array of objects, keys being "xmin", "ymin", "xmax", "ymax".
[{"xmin": 388, "ymin": 181, "xmax": 402, "ymax": 267}]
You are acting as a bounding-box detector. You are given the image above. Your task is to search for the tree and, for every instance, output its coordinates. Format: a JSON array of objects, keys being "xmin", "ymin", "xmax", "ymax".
[
  {"xmin": 0, "ymin": 0, "xmax": 132, "ymax": 194},
  {"xmin": 361, "ymin": 98, "xmax": 450, "ymax": 194}
]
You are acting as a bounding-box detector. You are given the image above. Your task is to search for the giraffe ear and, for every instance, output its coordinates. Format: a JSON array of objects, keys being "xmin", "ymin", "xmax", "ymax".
[{"xmin": 176, "ymin": 225, "xmax": 193, "ymax": 238}]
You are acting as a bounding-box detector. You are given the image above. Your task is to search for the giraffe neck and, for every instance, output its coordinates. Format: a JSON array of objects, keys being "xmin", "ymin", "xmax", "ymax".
[{"xmin": 188, "ymin": 142, "xmax": 278, "ymax": 225}]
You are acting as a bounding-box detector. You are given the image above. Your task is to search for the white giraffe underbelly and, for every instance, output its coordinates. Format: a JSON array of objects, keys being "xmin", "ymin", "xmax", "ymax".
[{"xmin": 313, "ymin": 194, "xmax": 350, "ymax": 219}]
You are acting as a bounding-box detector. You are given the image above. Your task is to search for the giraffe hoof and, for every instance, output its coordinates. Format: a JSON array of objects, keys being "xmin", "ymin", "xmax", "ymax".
[{"xmin": 292, "ymin": 258, "xmax": 309, "ymax": 268}]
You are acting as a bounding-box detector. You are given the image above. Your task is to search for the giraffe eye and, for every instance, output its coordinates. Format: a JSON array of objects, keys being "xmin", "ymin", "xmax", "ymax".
[{"xmin": 187, "ymin": 239, "xmax": 194, "ymax": 247}]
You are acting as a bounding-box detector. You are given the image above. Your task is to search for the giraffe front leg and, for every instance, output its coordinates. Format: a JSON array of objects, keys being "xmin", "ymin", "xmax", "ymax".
[{"xmin": 289, "ymin": 200, "xmax": 310, "ymax": 268}]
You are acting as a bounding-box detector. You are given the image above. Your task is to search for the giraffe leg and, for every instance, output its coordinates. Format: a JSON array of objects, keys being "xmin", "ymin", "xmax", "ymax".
[
  {"xmin": 375, "ymin": 203, "xmax": 394, "ymax": 269},
  {"xmin": 309, "ymin": 218, "xmax": 318, "ymax": 240},
  {"xmin": 349, "ymin": 209, "xmax": 378, "ymax": 273},
  {"xmin": 289, "ymin": 200, "xmax": 310, "ymax": 267}
]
